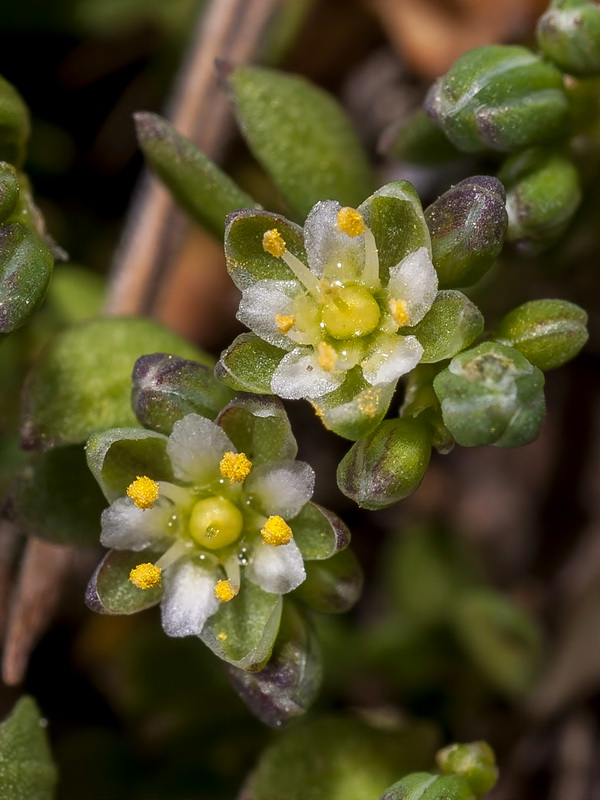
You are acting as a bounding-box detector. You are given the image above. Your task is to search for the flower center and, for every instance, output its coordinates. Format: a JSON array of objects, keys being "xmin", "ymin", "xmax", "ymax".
[
  {"xmin": 320, "ymin": 284, "xmax": 381, "ymax": 339},
  {"xmin": 188, "ymin": 496, "xmax": 243, "ymax": 550}
]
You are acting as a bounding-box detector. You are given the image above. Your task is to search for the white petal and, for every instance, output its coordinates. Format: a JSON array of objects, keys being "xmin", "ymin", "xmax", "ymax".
[
  {"xmin": 271, "ymin": 347, "xmax": 344, "ymax": 399},
  {"xmin": 237, "ymin": 280, "xmax": 297, "ymax": 351},
  {"xmin": 387, "ymin": 247, "xmax": 438, "ymax": 326},
  {"xmin": 246, "ymin": 460, "xmax": 315, "ymax": 518},
  {"xmin": 167, "ymin": 414, "xmax": 233, "ymax": 485},
  {"xmin": 362, "ymin": 334, "xmax": 423, "ymax": 385},
  {"xmin": 100, "ymin": 498, "xmax": 173, "ymax": 551},
  {"xmin": 247, "ymin": 538, "xmax": 306, "ymax": 594},
  {"xmin": 304, "ymin": 200, "xmax": 364, "ymax": 282},
  {"xmin": 161, "ymin": 559, "xmax": 220, "ymax": 637}
]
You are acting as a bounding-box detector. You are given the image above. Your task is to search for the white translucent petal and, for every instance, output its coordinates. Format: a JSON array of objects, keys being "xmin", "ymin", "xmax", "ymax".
[
  {"xmin": 362, "ymin": 334, "xmax": 423, "ymax": 385},
  {"xmin": 271, "ymin": 348, "xmax": 344, "ymax": 399},
  {"xmin": 304, "ymin": 200, "xmax": 364, "ymax": 282},
  {"xmin": 387, "ymin": 247, "xmax": 438, "ymax": 326},
  {"xmin": 246, "ymin": 460, "xmax": 315, "ymax": 518},
  {"xmin": 247, "ymin": 538, "xmax": 306, "ymax": 595},
  {"xmin": 167, "ymin": 414, "xmax": 233, "ymax": 485},
  {"xmin": 237, "ymin": 280, "xmax": 297, "ymax": 351},
  {"xmin": 100, "ymin": 498, "xmax": 172, "ymax": 551},
  {"xmin": 161, "ymin": 559, "xmax": 220, "ymax": 637}
]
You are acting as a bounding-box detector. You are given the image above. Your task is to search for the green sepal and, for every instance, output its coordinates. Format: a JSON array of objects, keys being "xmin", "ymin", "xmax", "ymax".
[
  {"xmin": 401, "ymin": 364, "xmax": 454, "ymax": 454},
  {"xmin": 9, "ymin": 445, "xmax": 106, "ymax": 546},
  {"xmin": 493, "ymin": 299, "xmax": 588, "ymax": 370},
  {"xmin": 359, "ymin": 181, "xmax": 431, "ymax": 284},
  {"xmin": 0, "ymin": 75, "xmax": 30, "ymax": 168},
  {"xmin": 85, "ymin": 427, "xmax": 173, "ymax": 503},
  {"xmin": 226, "ymin": 64, "xmax": 373, "ymax": 221},
  {"xmin": 131, "ymin": 353, "xmax": 235, "ymax": 434},
  {"xmin": 380, "ymin": 772, "xmax": 476, "ymax": 800},
  {"xmin": 85, "ymin": 548, "xmax": 164, "ymax": 615},
  {"xmin": 224, "ymin": 207, "xmax": 305, "ymax": 289},
  {"xmin": 452, "ymin": 589, "xmax": 542, "ymax": 696},
  {"xmin": 293, "ymin": 548, "xmax": 363, "ymax": 614},
  {"xmin": 380, "ymin": 108, "xmax": 464, "ymax": 165},
  {"xmin": 200, "ymin": 580, "xmax": 282, "ymax": 671},
  {"xmin": 0, "ymin": 696, "xmax": 57, "ymax": 800},
  {"xmin": 312, "ymin": 366, "xmax": 395, "ymax": 441},
  {"xmin": 215, "ymin": 332, "xmax": 283, "ymax": 394},
  {"xmin": 537, "ymin": 0, "xmax": 600, "ymax": 77},
  {"xmin": 437, "ymin": 742, "xmax": 499, "ymax": 797},
  {"xmin": 412, "ymin": 291, "xmax": 484, "ymax": 363},
  {"xmin": 135, "ymin": 112, "xmax": 259, "ymax": 239},
  {"xmin": 20, "ymin": 317, "xmax": 206, "ymax": 450},
  {"xmin": 225, "ymin": 601, "xmax": 321, "ymax": 727},
  {"xmin": 433, "ymin": 342, "xmax": 546, "ymax": 447},
  {"xmin": 0, "ymin": 162, "xmax": 20, "ymax": 222},
  {"xmin": 0, "ymin": 222, "xmax": 53, "ymax": 333},
  {"xmin": 290, "ymin": 501, "xmax": 350, "ymax": 560},
  {"xmin": 425, "ymin": 176, "xmax": 507, "ymax": 288},
  {"xmin": 216, "ymin": 395, "xmax": 297, "ymax": 465},
  {"xmin": 337, "ymin": 418, "xmax": 432, "ymax": 510}
]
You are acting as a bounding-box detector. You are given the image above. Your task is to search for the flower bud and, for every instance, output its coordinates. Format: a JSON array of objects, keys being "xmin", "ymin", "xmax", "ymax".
[
  {"xmin": 433, "ymin": 342, "xmax": 546, "ymax": 447},
  {"xmin": 0, "ymin": 75, "xmax": 30, "ymax": 167},
  {"xmin": 499, "ymin": 147, "xmax": 581, "ymax": 251},
  {"xmin": 0, "ymin": 163, "xmax": 19, "ymax": 223},
  {"xmin": 425, "ymin": 177, "xmax": 507, "ymax": 288},
  {"xmin": 381, "ymin": 772, "xmax": 476, "ymax": 800},
  {"xmin": 425, "ymin": 45, "xmax": 569, "ymax": 153},
  {"xmin": 0, "ymin": 222, "xmax": 53, "ymax": 333},
  {"xmin": 537, "ymin": 0, "xmax": 600, "ymax": 77},
  {"xmin": 494, "ymin": 299, "xmax": 588, "ymax": 371},
  {"xmin": 337, "ymin": 418, "xmax": 432, "ymax": 509},
  {"xmin": 437, "ymin": 742, "xmax": 499, "ymax": 796}
]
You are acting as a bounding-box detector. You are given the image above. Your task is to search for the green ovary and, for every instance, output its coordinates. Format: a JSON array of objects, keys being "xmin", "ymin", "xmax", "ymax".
[
  {"xmin": 320, "ymin": 284, "xmax": 380, "ymax": 339},
  {"xmin": 188, "ymin": 496, "xmax": 244, "ymax": 550}
]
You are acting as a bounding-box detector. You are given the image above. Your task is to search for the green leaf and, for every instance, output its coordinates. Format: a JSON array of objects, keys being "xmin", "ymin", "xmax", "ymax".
[
  {"xmin": 135, "ymin": 112, "xmax": 259, "ymax": 239},
  {"xmin": 85, "ymin": 427, "xmax": 173, "ymax": 502},
  {"xmin": 290, "ymin": 501, "xmax": 350, "ymax": 560},
  {"xmin": 216, "ymin": 333, "xmax": 283, "ymax": 394},
  {"xmin": 0, "ymin": 75, "xmax": 30, "ymax": 168},
  {"xmin": 0, "ymin": 696, "xmax": 57, "ymax": 800},
  {"xmin": 293, "ymin": 548, "xmax": 363, "ymax": 614},
  {"xmin": 216, "ymin": 395, "xmax": 297, "ymax": 465},
  {"xmin": 225, "ymin": 602, "xmax": 321, "ymax": 727},
  {"xmin": 0, "ymin": 163, "xmax": 20, "ymax": 223},
  {"xmin": 381, "ymin": 773, "xmax": 476, "ymax": 800},
  {"xmin": 86, "ymin": 548, "xmax": 163, "ymax": 614},
  {"xmin": 9, "ymin": 445, "xmax": 106, "ymax": 546},
  {"xmin": 412, "ymin": 291, "xmax": 484, "ymax": 363},
  {"xmin": 20, "ymin": 317, "xmax": 207, "ymax": 450},
  {"xmin": 201, "ymin": 579, "xmax": 282, "ymax": 670},
  {"xmin": 132, "ymin": 353, "xmax": 235, "ymax": 434},
  {"xmin": 226, "ymin": 65, "xmax": 374, "ymax": 221},
  {"xmin": 0, "ymin": 222, "xmax": 53, "ymax": 333}
]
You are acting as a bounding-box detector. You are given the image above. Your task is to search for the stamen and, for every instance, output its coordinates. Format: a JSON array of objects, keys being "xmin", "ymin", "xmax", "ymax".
[
  {"xmin": 389, "ymin": 298, "xmax": 410, "ymax": 327},
  {"xmin": 126, "ymin": 476, "xmax": 159, "ymax": 509},
  {"xmin": 214, "ymin": 579, "xmax": 239, "ymax": 603},
  {"xmin": 262, "ymin": 228, "xmax": 286, "ymax": 257},
  {"xmin": 129, "ymin": 562, "xmax": 162, "ymax": 589},
  {"xmin": 261, "ymin": 516, "xmax": 293, "ymax": 546},
  {"xmin": 219, "ymin": 451, "xmax": 252, "ymax": 483},
  {"xmin": 261, "ymin": 228, "xmax": 320, "ymax": 297},
  {"xmin": 218, "ymin": 632, "xmax": 228, "ymax": 641},
  {"xmin": 337, "ymin": 207, "xmax": 365, "ymax": 237},
  {"xmin": 317, "ymin": 341, "xmax": 338, "ymax": 372},
  {"xmin": 275, "ymin": 313, "xmax": 295, "ymax": 333}
]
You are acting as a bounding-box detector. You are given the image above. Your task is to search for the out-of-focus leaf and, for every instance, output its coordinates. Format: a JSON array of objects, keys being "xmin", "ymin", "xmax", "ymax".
[
  {"xmin": 293, "ymin": 548, "xmax": 363, "ymax": 614},
  {"xmin": 0, "ymin": 222, "xmax": 53, "ymax": 333},
  {"xmin": 0, "ymin": 75, "xmax": 30, "ymax": 167}
]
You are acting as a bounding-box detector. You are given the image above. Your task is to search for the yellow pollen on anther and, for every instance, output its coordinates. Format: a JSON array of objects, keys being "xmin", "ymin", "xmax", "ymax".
[
  {"xmin": 275, "ymin": 313, "xmax": 295, "ymax": 333},
  {"xmin": 129, "ymin": 562, "xmax": 162, "ymax": 589},
  {"xmin": 261, "ymin": 515, "xmax": 293, "ymax": 547},
  {"xmin": 126, "ymin": 476, "xmax": 159, "ymax": 509},
  {"xmin": 214, "ymin": 579, "xmax": 239, "ymax": 603},
  {"xmin": 389, "ymin": 298, "xmax": 410, "ymax": 327},
  {"xmin": 337, "ymin": 207, "xmax": 365, "ymax": 237},
  {"xmin": 219, "ymin": 451, "xmax": 252, "ymax": 483},
  {"xmin": 317, "ymin": 341, "xmax": 338, "ymax": 371},
  {"xmin": 218, "ymin": 631, "xmax": 228, "ymax": 641},
  {"xmin": 263, "ymin": 228, "xmax": 286, "ymax": 257}
]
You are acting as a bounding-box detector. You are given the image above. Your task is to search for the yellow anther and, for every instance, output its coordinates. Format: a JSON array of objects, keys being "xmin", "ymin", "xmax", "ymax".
[
  {"xmin": 261, "ymin": 515, "xmax": 293, "ymax": 547},
  {"xmin": 218, "ymin": 631, "xmax": 228, "ymax": 641},
  {"xmin": 126, "ymin": 476, "xmax": 159, "ymax": 509},
  {"xmin": 219, "ymin": 451, "xmax": 252, "ymax": 483},
  {"xmin": 129, "ymin": 562, "xmax": 162, "ymax": 589},
  {"xmin": 275, "ymin": 313, "xmax": 295, "ymax": 333},
  {"xmin": 337, "ymin": 207, "xmax": 365, "ymax": 237},
  {"xmin": 214, "ymin": 579, "xmax": 239, "ymax": 603},
  {"xmin": 389, "ymin": 298, "xmax": 410, "ymax": 327},
  {"xmin": 317, "ymin": 341, "xmax": 338, "ymax": 372},
  {"xmin": 263, "ymin": 228, "xmax": 286, "ymax": 258}
]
